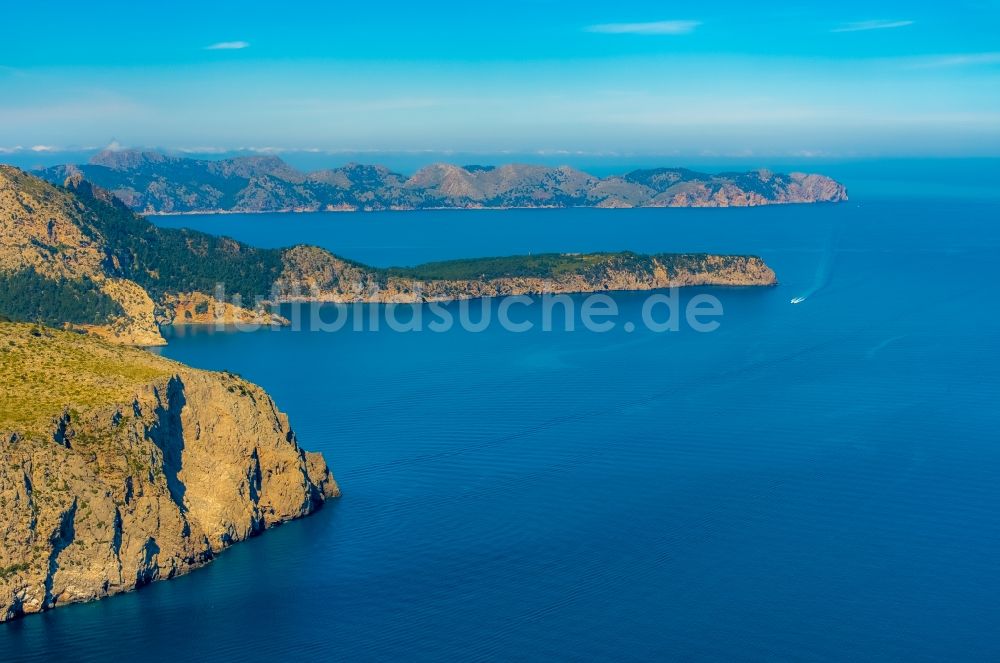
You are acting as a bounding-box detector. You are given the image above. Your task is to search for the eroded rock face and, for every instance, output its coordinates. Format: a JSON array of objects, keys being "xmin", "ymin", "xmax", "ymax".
[{"xmin": 0, "ymin": 369, "xmax": 338, "ymax": 622}]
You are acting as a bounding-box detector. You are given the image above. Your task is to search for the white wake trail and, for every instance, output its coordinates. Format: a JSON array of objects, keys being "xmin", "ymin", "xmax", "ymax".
[{"xmin": 791, "ymin": 221, "xmax": 842, "ymax": 304}]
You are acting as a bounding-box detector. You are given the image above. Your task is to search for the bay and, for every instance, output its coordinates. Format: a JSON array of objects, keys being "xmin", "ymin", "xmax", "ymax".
[{"xmin": 4, "ymin": 161, "xmax": 1000, "ymax": 661}]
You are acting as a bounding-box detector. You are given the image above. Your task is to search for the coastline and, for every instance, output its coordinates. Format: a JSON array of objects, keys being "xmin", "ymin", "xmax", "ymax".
[
  {"xmin": 271, "ymin": 280, "xmax": 779, "ymax": 304},
  {"xmin": 143, "ymin": 199, "xmax": 845, "ymax": 216}
]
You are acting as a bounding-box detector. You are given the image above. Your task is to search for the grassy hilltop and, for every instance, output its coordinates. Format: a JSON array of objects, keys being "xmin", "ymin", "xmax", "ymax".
[{"xmin": 0, "ymin": 323, "xmax": 171, "ymax": 436}]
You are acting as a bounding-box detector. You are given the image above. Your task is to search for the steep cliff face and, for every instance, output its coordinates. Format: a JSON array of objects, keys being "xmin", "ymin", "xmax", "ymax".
[
  {"xmin": 37, "ymin": 150, "xmax": 848, "ymax": 213},
  {"xmin": 0, "ymin": 323, "xmax": 338, "ymax": 622}
]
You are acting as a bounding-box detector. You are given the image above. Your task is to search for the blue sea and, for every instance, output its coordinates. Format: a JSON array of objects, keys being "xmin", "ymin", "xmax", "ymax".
[{"xmin": 4, "ymin": 160, "xmax": 1000, "ymax": 661}]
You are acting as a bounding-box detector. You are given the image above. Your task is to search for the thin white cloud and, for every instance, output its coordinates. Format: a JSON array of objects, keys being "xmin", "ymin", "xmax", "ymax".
[
  {"xmin": 1, "ymin": 145, "xmax": 113, "ymax": 155},
  {"xmin": 175, "ymin": 146, "xmax": 232, "ymax": 154},
  {"xmin": 237, "ymin": 146, "xmax": 325, "ymax": 154},
  {"xmin": 907, "ymin": 52, "xmax": 1000, "ymax": 68},
  {"xmin": 586, "ymin": 20, "xmax": 700, "ymax": 35},
  {"xmin": 204, "ymin": 41, "xmax": 250, "ymax": 50},
  {"xmin": 832, "ymin": 20, "xmax": 913, "ymax": 33},
  {"xmin": 241, "ymin": 146, "xmax": 291, "ymax": 154}
]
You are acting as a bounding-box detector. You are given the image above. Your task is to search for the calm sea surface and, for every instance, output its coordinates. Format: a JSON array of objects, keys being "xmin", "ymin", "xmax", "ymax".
[{"xmin": 4, "ymin": 162, "xmax": 1000, "ymax": 661}]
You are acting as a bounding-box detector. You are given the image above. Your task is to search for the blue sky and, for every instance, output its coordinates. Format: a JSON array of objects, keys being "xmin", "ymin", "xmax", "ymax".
[{"xmin": 1, "ymin": 0, "xmax": 999, "ymax": 159}]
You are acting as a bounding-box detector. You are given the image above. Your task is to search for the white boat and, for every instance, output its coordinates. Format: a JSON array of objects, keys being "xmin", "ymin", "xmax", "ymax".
[{"xmin": 790, "ymin": 297, "xmax": 806, "ymax": 304}]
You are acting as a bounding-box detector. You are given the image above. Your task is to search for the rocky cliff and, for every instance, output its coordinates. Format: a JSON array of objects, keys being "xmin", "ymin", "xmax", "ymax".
[
  {"xmin": 0, "ymin": 166, "xmax": 778, "ymax": 345},
  {"xmin": 38, "ymin": 150, "xmax": 848, "ymax": 214},
  {"xmin": 0, "ymin": 322, "xmax": 338, "ymax": 622}
]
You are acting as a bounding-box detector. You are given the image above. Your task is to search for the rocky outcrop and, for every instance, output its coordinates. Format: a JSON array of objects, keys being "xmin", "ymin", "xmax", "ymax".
[
  {"xmin": 0, "ymin": 323, "xmax": 338, "ymax": 622},
  {"xmin": 86, "ymin": 279, "xmax": 167, "ymax": 346},
  {"xmin": 37, "ymin": 150, "xmax": 848, "ymax": 214},
  {"xmin": 158, "ymin": 291, "xmax": 289, "ymax": 327}
]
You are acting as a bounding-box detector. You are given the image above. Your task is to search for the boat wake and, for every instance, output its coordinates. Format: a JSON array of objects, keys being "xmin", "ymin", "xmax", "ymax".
[{"xmin": 790, "ymin": 221, "xmax": 842, "ymax": 305}]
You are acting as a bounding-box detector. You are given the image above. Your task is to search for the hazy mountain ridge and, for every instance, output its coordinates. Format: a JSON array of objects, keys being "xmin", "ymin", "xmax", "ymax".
[{"xmin": 38, "ymin": 150, "xmax": 847, "ymax": 214}]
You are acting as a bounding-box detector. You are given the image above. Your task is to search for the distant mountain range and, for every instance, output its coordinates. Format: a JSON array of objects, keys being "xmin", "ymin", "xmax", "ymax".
[{"xmin": 37, "ymin": 150, "xmax": 848, "ymax": 214}]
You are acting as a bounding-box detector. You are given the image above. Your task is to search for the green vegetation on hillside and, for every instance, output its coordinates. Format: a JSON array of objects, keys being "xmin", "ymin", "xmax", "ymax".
[
  {"xmin": 73, "ymin": 189, "xmax": 285, "ymax": 303},
  {"xmin": 386, "ymin": 251, "xmax": 752, "ymax": 281},
  {"xmin": 0, "ymin": 269, "xmax": 124, "ymax": 325},
  {"xmin": 387, "ymin": 253, "xmax": 616, "ymax": 280}
]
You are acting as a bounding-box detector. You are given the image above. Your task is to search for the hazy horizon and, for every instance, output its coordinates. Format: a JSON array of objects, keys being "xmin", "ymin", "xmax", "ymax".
[{"xmin": 6, "ymin": 146, "xmax": 1000, "ymax": 181}]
